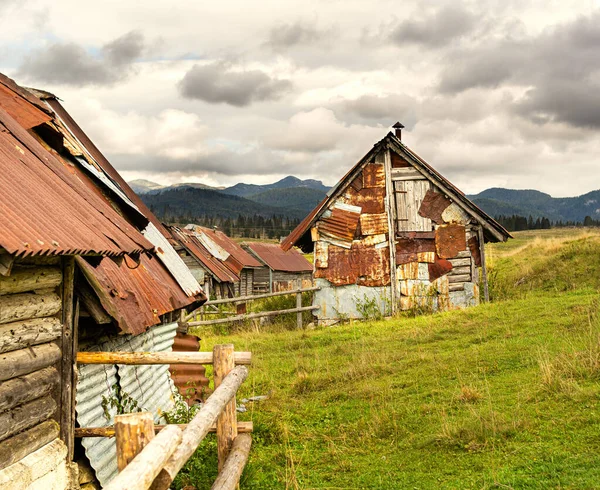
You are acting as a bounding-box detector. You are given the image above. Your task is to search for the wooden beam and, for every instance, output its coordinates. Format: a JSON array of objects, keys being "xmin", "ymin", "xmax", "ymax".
[
  {"xmin": 115, "ymin": 412, "xmax": 155, "ymax": 471},
  {"xmin": 384, "ymin": 149, "xmax": 398, "ymax": 315},
  {"xmin": 60, "ymin": 257, "xmax": 75, "ymax": 458},
  {"xmin": 104, "ymin": 425, "xmax": 182, "ymax": 490},
  {"xmin": 0, "ymin": 343, "xmax": 61, "ymax": 381},
  {"xmin": 210, "ymin": 434, "xmax": 252, "ymax": 490},
  {"xmin": 151, "ymin": 366, "xmax": 249, "ymax": 490},
  {"xmin": 0, "ymin": 394, "xmax": 56, "ymax": 443},
  {"xmin": 0, "ymin": 292, "xmax": 61, "ymax": 325},
  {"xmin": 0, "ymin": 366, "xmax": 58, "ymax": 413},
  {"xmin": 187, "ymin": 306, "xmax": 319, "ymax": 327},
  {"xmin": 0, "ymin": 420, "xmax": 59, "ymax": 471},
  {"xmin": 296, "ymin": 287, "xmax": 303, "ymax": 330},
  {"xmin": 0, "ymin": 254, "xmax": 15, "ymax": 277},
  {"xmin": 214, "ymin": 345, "xmax": 237, "ymax": 473},
  {"xmin": 0, "ymin": 317, "xmax": 62, "ymax": 354},
  {"xmin": 77, "ymin": 351, "xmax": 252, "ymax": 366},
  {"xmin": 74, "ymin": 421, "xmax": 254, "ymax": 438},
  {"xmin": 0, "ymin": 266, "xmax": 62, "ymax": 296}
]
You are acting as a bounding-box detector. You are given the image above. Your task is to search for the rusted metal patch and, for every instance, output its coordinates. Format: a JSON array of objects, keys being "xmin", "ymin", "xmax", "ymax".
[
  {"xmin": 355, "ymin": 242, "xmax": 390, "ymax": 287},
  {"xmin": 314, "ymin": 241, "xmax": 329, "ymax": 268},
  {"xmin": 170, "ymin": 333, "xmax": 208, "ymax": 404},
  {"xmin": 428, "ymin": 256, "xmax": 453, "ymax": 282},
  {"xmin": 397, "ymin": 262, "xmax": 419, "ymax": 280},
  {"xmin": 361, "ymin": 233, "xmax": 387, "ymax": 246},
  {"xmin": 0, "ymin": 82, "xmax": 51, "ymax": 130},
  {"xmin": 350, "ymin": 172, "xmax": 364, "ymax": 192},
  {"xmin": 391, "ymin": 151, "xmax": 411, "ymax": 168},
  {"xmin": 359, "ymin": 213, "xmax": 388, "ymax": 236},
  {"xmin": 468, "ymin": 236, "xmax": 482, "ymax": 266},
  {"xmin": 417, "ymin": 251, "xmax": 436, "ymax": 263},
  {"xmin": 396, "ymin": 236, "xmax": 436, "ymax": 265},
  {"xmin": 397, "ymin": 231, "xmax": 436, "ymax": 240},
  {"xmin": 362, "ymin": 163, "xmax": 385, "ymax": 188},
  {"xmin": 318, "ymin": 202, "xmax": 361, "ymax": 242},
  {"xmin": 435, "ymin": 224, "xmax": 467, "ymax": 258},
  {"xmin": 314, "ymin": 245, "xmax": 358, "ymax": 286},
  {"xmin": 418, "ymin": 190, "xmax": 452, "ymax": 224}
]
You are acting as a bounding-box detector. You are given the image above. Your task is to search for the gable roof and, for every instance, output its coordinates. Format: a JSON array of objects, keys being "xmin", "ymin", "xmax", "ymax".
[
  {"xmin": 281, "ymin": 132, "xmax": 511, "ymax": 251},
  {"xmin": 244, "ymin": 242, "xmax": 313, "ymax": 273}
]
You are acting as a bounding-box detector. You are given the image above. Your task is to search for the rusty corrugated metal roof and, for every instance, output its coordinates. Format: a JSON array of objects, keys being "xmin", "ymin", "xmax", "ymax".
[
  {"xmin": 245, "ymin": 242, "xmax": 312, "ymax": 273},
  {"xmin": 0, "ymin": 105, "xmax": 153, "ymax": 258},
  {"xmin": 187, "ymin": 225, "xmax": 262, "ymax": 268},
  {"xmin": 76, "ymin": 254, "xmax": 203, "ymax": 336},
  {"xmin": 170, "ymin": 227, "xmax": 239, "ymax": 283}
]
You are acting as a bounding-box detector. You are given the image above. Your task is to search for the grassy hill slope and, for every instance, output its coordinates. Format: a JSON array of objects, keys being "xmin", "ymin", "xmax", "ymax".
[{"xmin": 182, "ymin": 230, "xmax": 600, "ymax": 489}]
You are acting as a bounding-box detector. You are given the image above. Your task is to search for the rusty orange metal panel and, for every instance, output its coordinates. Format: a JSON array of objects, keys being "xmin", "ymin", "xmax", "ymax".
[
  {"xmin": 245, "ymin": 242, "xmax": 312, "ymax": 273},
  {"xmin": 468, "ymin": 236, "xmax": 482, "ymax": 267},
  {"xmin": 319, "ymin": 207, "xmax": 361, "ymax": 242},
  {"xmin": 359, "ymin": 213, "xmax": 388, "ymax": 236},
  {"xmin": 362, "ymin": 163, "xmax": 385, "ymax": 188},
  {"xmin": 396, "ymin": 236, "xmax": 436, "ymax": 265},
  {"xmin": 350, "ymin": 172, "xmax": 364, "ymax": 191},
  {"xmin": 314, "ymin": 241, "xmax": 328, "ymax": 268},
  {"xmin": 314, "ymin": 245, "xmax": 358, "ymax": 286},
  {"xmin": 418, "ymin": 190, "xmax": 452, "ymax": 225},
  {"xmin": 0, "ymin": 82, "xmax": 51, "ymax": 130},
  {"xmin": 435, "ymin": 224, "xmax": 467, "ymax": 258},
  {"xmin": 428, "ymin": 256, "xmax": 454, "ymax": 282},
  {"xmin": 170, "ymin": 333, "xmax": 208, "ymax": 404},
  {"xmin": 391, "ymin": 152, "xmax": 411, "ymax": 168},
  {"xmin": 355, "ymin": 242, "xmax": 390, "ymax": 287}
]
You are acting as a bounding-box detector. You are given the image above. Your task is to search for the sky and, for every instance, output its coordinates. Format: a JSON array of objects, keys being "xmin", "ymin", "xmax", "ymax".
[{"xmin": 1, "ymin": 0, "xmax": 599, "ymax": 197}]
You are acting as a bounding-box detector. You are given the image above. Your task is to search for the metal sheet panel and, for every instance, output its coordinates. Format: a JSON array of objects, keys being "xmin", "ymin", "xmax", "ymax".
[
  {"xmin": 435, "ymin": 224, "xmax": 467, "ymax": 259},
  {"xmin": 75, "ymin": 323, "xmax": 178, "ymax": 488},
  {"xmin": 245, "ymin": 242, "xmax": 312, "ymax": 273},
  {"xmin": 362, "ymin": 163, "xmax": 385, "ymax": 188},
  {"xmin": 418, "ymin": 190, "xmax": 451, "ymax": 225},
  {"xmin": 0, "ymin": 78, "xmax": 51, "ymax": 129},
  {"xmin": 186, "ymin": 225, "xmax": 262, "ymax": 268},
  {"xmin": 359, "ymin": 213, "xmax": 388, "ymax": 236},
  {"xmin": 318, "ymin": 202, "xmax": 361, "ymax": 243}
]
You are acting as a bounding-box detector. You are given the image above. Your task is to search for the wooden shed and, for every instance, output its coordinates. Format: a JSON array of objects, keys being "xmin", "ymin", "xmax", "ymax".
[
  {"xmin": 243, "ymin": 242, "xmax": 313, "ymax": 293},
  {"xmin": 0, "ymin": 73, "xmax": 205, "ymax": 489},
  {"xmin": 281, "ymin": 127, "xmax": 511, "ymax": 324}
]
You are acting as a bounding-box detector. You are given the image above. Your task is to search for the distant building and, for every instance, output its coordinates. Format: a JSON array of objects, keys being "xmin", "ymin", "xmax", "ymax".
[{"xmin": 282, "ymin": 127, "xmax": 511, "ymax": 324}]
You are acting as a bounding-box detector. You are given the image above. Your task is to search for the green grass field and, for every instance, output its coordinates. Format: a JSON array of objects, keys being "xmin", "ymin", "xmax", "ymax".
[{"xmin": 181, "ymin": 229, "xmax": 600, "ymax": 489}]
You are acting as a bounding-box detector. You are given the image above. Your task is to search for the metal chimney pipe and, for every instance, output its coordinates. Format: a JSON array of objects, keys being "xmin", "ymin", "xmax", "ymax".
[{"xmin": 392, "ymin": 121, "xmax": 405, "ymax": 140}]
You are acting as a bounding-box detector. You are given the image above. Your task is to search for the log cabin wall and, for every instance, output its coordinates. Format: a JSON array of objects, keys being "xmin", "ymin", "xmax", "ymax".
[
  {"xmin": 311, "ymin": 148, "xmax": 483, "ymax": 323},
  {"xmin": 0, "ymin": 254, "xmax": 76, "ymax": 489}
]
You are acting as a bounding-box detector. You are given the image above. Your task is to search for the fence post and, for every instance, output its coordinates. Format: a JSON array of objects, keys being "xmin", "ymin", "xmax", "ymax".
[
  {"xmin": 296, "ymin": 286, "xmax": 303, "ymax": 329},
  {"xmin": 115, "ymin": 412, "xmax": 155, "ymax": 471},
  {"xmin": 213, "ymin": 344, "xmax": 238, "ymax": 473}
]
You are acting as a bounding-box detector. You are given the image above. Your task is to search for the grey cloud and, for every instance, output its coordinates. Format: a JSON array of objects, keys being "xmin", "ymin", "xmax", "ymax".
[
  {"xmin": 387, "ymin": 5, "xmax": 476, "ymax": 47},
  {"xmin": 438, "ymin": 11, "xmax": 600, "ymax": 128},
  {"xmin": 266, "ymin": 21, "xmax": 331, "ymax": 49},
  {"xmin": 333, "ymin": 94, "xmax": 417, "ymax": 126},
  {"xmin": 178, "ymin": 62, "xmax": 292, "ymax": 106},
  {"xmin": 18, "ymin": 31, "xmax": 144, "ymax": 86}
]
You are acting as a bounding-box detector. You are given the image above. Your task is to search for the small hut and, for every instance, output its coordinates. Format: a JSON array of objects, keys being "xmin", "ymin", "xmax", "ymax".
[
  {"xmin": 243, "ymin": 242, "xmax": 313, "ymax": 292},
  {"xmin": 281, "ymin": 127, "xmax": 511, "ymax": 324}
]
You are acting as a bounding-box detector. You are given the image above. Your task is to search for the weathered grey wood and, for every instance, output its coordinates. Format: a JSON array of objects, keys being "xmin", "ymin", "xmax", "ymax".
[
  {"xmin": 152, "ymin": 366, "xmax": 249, "ymax": 490},
  {"xmin": 77, "ymin": 351, "xmax": 252, "ymax": 366},
  {"xmin": 104, "ymin": 425, "xmax": 182, "ymax": 490},
  {"xmin": 448, "ymin": 274, "xmax": 471, "ymax": 284},
  {"xmin": 0, "ymin": 394, "xmax": 56, "ymax": 442},
  {"xmin": 450, "ymin": 266, "xmax": 471, "ymax": 275},
  {"xmin": 384, "ymin": 149, "xmax": 397, "ymax": 315},
  {"xmin": 296, "ymin": 288, "xmax": 303, "ymax": 329},
  {"xmin": 75, "ymin": 421, "xmax": 254, "ymax": 438},
  {"xmin": 77, "ymin": 280, "xmax": 112, "ymax": 324},
  {"xmin": 60, "ymin": 257, "xmax": 75, "ymax": 458},
  {"xmin": 0, "ymin": 254, "xmax": 14, "ymax": 277},
  {"xmin": 0, "ymin": 267, "xmax": 62, "ymax": 296},
  {"xmin": 478, "ymin": 227, "xmax": 489, "ymax": 302},
  {"xmin": 0, "ymin": 292, "xmax": 61, "ymax": 325},
  {"xmin": 455, "ymin": 250, "xmax": 471, "ymax": 258},
  {"xmin": 185, "ymin": 286, "xmax": 320, "ymax": 319},
  {"xmin": 15, "ymin": 255, "xmax": 61, "ymax": 266},
  {"xmin": 391, "ymin": 167, "xmax": 426, "ymax": 181},
  {"xmin": 0, "ymin": 420, "xmax": 59, "ymax": 471},
  {"xmin": 448, "ymin": 258, "xmax": 471, "ymax": 267},
  {"xmin": 187, "ymin": 305, "xmax": 319, "ymax": 327},
  {"xmin": 211, "ymin": 434, "xmax": 252, "ymax": 490},
  {"xmin": 449, "ymin": 283, "xmax": 465, "ymax": 292},
  {"xmin": 214, "ymin": 345, "xmax": 237, "ymax": 472},
  {"xmin": 115, "ymin": 412, "xmax": 155, "ymax": 471},
  {"xmin": 0, "ymin": 317, "xmax": 62, "ymax": 354},
  {"xmin": 0, "ymin": 366, "xmax": 58, "ymax": 412},
  {"xmin": 0, "ymin": 342, "xmax": 61, "ymax": 381}
]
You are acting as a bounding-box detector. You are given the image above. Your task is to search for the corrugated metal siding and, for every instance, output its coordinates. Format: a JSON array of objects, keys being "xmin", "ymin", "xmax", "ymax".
[{"xmin": 75, "ymin": 322, "xmax": 178, "ymax": 488}]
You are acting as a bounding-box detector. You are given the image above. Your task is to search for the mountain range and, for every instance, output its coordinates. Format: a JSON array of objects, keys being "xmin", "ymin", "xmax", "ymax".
[{"xmin": 130, "ymin": 176, "xmax": 599, "ymax": 225}]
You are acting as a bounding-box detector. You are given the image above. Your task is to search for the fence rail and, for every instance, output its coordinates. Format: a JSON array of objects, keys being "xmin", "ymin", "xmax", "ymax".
[
  {"xmin": 77, "ymin": 344, "xmax": 251, "ymax": 490},
  {"xmin": 184, "ymin": 286, "xmax": 320, "ymax": 329}
]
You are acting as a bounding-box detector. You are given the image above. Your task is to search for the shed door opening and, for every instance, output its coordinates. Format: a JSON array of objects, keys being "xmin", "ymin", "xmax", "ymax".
[{"xmin": 394, "ymin": 180, "xmax": 432, "ymax": 233}]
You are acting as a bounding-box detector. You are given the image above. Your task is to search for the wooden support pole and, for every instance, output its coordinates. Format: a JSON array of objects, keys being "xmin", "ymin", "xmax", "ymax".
[
  {"xmin": 210, "ymin": 434, "xmax": 252, "ymax": 490},
  {"xmin": 74, "ymin": 421, "xmax": 253, "ymax": 438},
  {"xmin": 478, "ymin": 226, "xmax": 489, "ymax": 302},
  {"xmin": 384, "ymin": 148, "xmax": 398, "ymax": 315},
  {"xmin": 151, "ymin": 366, "xmax": 249, "ymax": 490},
  {"xmin": 214, "ymin": 345, "xmax": 237, "ymax": 473},
  {"xmin": 77, "ymin": 351, "xmax": 252, "ymax": 366},
  {"xmin": 115, "ymin": 412, "xmax": 156, "ymax": 472},
  {"xmin": 61, "ymin": 256, "xmax": 75, "ymax": 459},
  {"xmin": 296, "ymin": 287, "xmax": 302, "ymax": 329},
  {"xmin": 105, "ymin": 425, "xmax": 182, "ymax": 490}
]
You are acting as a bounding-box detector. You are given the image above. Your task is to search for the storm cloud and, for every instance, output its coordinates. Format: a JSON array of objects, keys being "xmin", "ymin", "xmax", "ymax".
[
  {"xmin": 18, "ymin": 31, "xmax": 144, "ymax": 86},
  {"xmin": 178, "ymin": 62, "xmax": 292, "ymax": 106}
]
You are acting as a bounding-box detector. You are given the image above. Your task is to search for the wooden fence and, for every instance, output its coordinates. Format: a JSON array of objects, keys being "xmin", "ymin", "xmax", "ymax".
[
  {"xmin": 75, "ymin": 344, "xmax": 251, "ymax": 490},
  {"xmin": 184, "ymin": 286, "xmax": 320, "ymax": 329}
]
